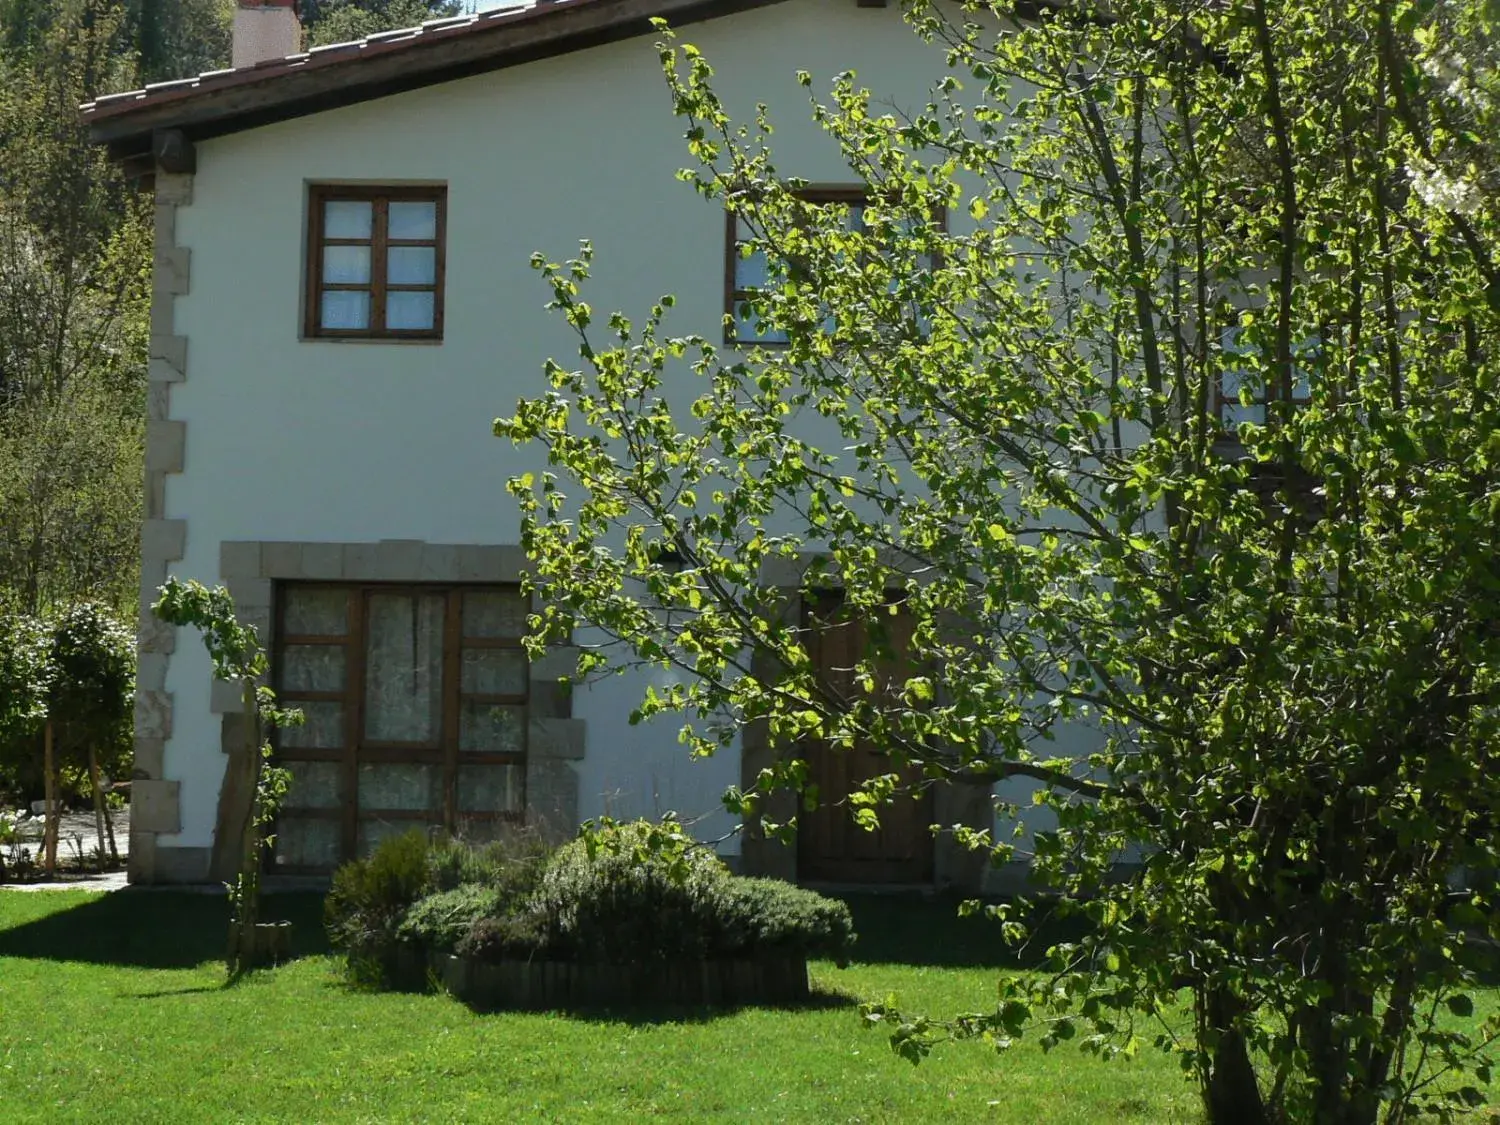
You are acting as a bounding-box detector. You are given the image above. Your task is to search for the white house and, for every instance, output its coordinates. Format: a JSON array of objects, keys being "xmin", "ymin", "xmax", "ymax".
[{"xmin": 84, "ymin": 0, "xmax": 1038, "ymax": 888}]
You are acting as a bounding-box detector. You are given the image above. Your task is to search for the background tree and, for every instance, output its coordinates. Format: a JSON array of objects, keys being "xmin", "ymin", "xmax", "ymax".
[
  {"xmin": 500, "ymin": 2, "xmax": 1500, "ymax": 1121},
  {"xmin": 302, "ymin": 0, "xmax": 463, "ymax": 48},
  {"xmin": 0, "ymin": 0, "xmax": 217, "ymax": 803},
  {"xmin": 45, "ymin": 603, "xmax": 133, "ymax": 868}
]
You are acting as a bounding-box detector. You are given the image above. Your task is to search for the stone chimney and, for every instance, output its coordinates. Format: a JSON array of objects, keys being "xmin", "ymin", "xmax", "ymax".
[{"xmin": 232, "ymin": 0, "xmax": 302, "ymax": 69}]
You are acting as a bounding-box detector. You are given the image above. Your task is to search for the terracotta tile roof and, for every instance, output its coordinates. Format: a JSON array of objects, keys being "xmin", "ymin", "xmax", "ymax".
[
  {"xmin": 81, "ymin": 1, "xmax": 582, "ymax": 121},
  {"xmin": 82, "ymin": 0, "xmax": 787, "ymax": 155}
]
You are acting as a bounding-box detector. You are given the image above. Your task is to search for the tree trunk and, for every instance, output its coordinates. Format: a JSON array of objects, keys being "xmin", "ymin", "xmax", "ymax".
[
  {"xmin": 42, "ymin": 719, "xmax": 57, "ymax": 876},
  {"xmin": 227, "ymin": 681, "xmax": 263, "ymax": 976},
  {"xmin": 101, "ymin": 790, "xmax": 119, "ymax": 865},
  {"xmin": 1202, "ymin": 987, "xmax": 1271, "ymax": 1125},
  {"xmin": 88, "ymin": 744, "xmax": 107, "ymax": 871}
]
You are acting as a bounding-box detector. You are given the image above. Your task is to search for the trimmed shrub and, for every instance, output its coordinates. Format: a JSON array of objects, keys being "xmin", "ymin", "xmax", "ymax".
[
  {"xmin": 326, "ymin": 829, "xmax": 553, "ymax": 982},
  {"xmin": 426, "ymin": 829, "xmax": 548, "ymax": 903},
  {"xmin": 324, "ymin": 829, "xmax": 432, "ymax": 982},
  {"xmin": 711, "ymin": 877, "xmax": 856, "ymax": 965},
  {"xmin": 397, "ymin": 884, "xmax": 502, "ymax": 953},
  {"xmin": 455, "ymin": 909, "xmax": 550, "ymax": 962},
  {"xmin": 531, "ymin": 818, "xmax": 731, "ymax": 963}
]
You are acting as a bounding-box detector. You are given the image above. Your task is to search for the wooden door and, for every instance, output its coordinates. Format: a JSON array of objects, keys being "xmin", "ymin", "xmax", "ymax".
[{"xmin": 797, "ymin": 594, "xmax": 934, "ymax": 884}]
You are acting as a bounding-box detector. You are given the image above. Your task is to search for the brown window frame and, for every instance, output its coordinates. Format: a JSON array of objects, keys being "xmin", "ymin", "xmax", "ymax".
[
  {"xmin": 271, "ymin": 582, "xmax": 528, "ymax": 874},
  {"xmin": 723, "ymin": 186, "xmax": 946, "ymax": 347},
  {"xmin": 304, "ymin": 184, "xmax": 448, "ymax": 342}
]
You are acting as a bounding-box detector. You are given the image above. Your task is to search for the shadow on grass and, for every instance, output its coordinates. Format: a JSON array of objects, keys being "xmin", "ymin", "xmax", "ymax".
[
  {"xmin": 0, "ymin": 890, "xmax": 331, "ymax": 969},
  {"xmin": 839, "ymin": 891, "xmax": 1089, "ymax": 970},
  {"xmin": 0, "ymin": 886, "xmax": 1076, "ymax": 979},
  {"xmin": 453, "ymin": 985, "xmax": 860, "ymax": 1026}
]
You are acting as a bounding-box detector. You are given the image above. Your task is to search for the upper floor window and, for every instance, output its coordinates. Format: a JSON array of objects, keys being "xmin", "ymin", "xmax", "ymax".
[
  {"xmin": 304, "ymin": 185, "xmax": 446, "ymax": 340},
  {"xmin": 724, "ymin": 187, "xmax": 943, "ymax": 346},
  {"xmin": 1218, "ymin": 326, "xmax": 1318, "ymax": 428}
]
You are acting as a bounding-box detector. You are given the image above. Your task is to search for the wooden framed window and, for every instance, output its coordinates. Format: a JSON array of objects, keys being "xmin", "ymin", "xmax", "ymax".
[
  {"xmin": 271, "ymin": 583, "xmax": 527, "ymax": 872},
  {"xmin": 724, "ymin": 187, "xmax": 944, "ymax": 346},
  {"xmin": 304, "ymin": 185, "xmax": 447, "ymax": 340}
]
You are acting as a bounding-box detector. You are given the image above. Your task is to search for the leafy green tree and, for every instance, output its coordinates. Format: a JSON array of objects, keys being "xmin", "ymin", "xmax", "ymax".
[
  {"xmin": 499, "ymin": 2, "xmax": 1500, "ymax": 1121},
  {"xmin": 132, "ymin": 0, "xmax": 231, "ymax": 83},
  {"xmin": 46, "ymin": 602, "xmax": 133, "ymax": 865},
  {"xmin": 303, "ymin": 0, "xmax": 463, "ymax": 48},
  {"xmin": 0, "ymin": 0, "xmax": 151, "ymax": 616},
  {"xmin": 0, "ymin": 603, "xmax": 130, "ymax": 870}
]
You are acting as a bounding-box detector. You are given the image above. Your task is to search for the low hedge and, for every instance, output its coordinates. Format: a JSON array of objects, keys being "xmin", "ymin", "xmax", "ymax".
[
  {"xmin": 396, "ymin": 884, "xmax": 502, "ymax": 953},
  {"xmin": 530, "ymin": 819, "xmax": 734, "ymax": 962},
  {"xmin": 461, "ymin": 818, "xmax": 857, "ymax": 968},
  {"xmin": 710, "ymin": 877, "xmax": 856, "ymax": 965},
  {"xmin": 329, "ymin": 818, "xmax": 858, "ymax": 988},
  {"xmin": 325, "ymin": 828, "xmax": 547, "ymax": 984}
]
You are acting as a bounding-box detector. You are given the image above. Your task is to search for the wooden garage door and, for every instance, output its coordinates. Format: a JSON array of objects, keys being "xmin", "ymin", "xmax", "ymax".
[
  {"xmin": 797, "ymin": 594, "xmax": 934, "ymax": 884},
  {"xmin": 271, "ymin": 584, "xmax": 528, "ymax": 872}
]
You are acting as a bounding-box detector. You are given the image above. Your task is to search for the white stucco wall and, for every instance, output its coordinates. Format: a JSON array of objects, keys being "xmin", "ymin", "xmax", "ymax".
[{"xmin": 160, "ymin": 0, "xmax": 985, "ymax": 852}]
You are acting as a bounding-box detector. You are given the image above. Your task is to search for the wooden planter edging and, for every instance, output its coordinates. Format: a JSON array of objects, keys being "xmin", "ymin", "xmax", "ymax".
[{"xmin": 438, "ymin": 952, "xmax": 811, "ymax": 1010}]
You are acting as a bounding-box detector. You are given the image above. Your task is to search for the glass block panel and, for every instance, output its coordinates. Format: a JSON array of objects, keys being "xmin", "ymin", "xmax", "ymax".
[
  {"xmin": 388, "ymin": 200, "xmax": 437, "ymax": 240},
  {"xmin": 462, "ymin": 590, "xmax": 527, "ymax": 638},
  {"xmin": 281, "ymin": 645, "xmax": 345, "ymax": 693},
  {"xmin": 279, "ymin": 701, "xmax": 344, "ymax": 749},
  {"xmin": 323, "ymin": 244, "xmax": 371, "ymax": 284},
  {"xmin": 457, "ymin": 764, "xmax": 525, "ymax": 813},
  {"xmin": 281, "ymin": 761, "xmax": 342, "ymax": 811},
  {"xmin": 364, "ymin": 593, "xmax": 444, "ymax": 742},
  {"xmin": 284, "ymin": 587, "xmax": 348, "ymax": 636},
  {"xmin": 357, "ymin": 763, "xmax": 441, "ymax": 812},
  {"xmin": 275, "ymin": 817, "xmax": 341, "ymax": 868},
  {"xmin": 321, "ymin": 290, "xmax": 370, "ymax": 330},
  {"xmin": 459, "ymin": 702, "xmax": 525, "ymax": 754},
  {"xmin": 387, "ymin": 245, "xmax": 435, "ymax": 285},
  {"xmin": 461, "ymin": 648, "xmax": 527, "ymax": 696},
  {"xmin": 385, "ymin": 290, "xmax": 434, "ymax": 331},
  {"xmin": 357, "ymin": 818, "xmax": 433, "ymax": 858},
  {"xmin": 323, "ymin": 200, "xmax": 372, "ymax": 240}
]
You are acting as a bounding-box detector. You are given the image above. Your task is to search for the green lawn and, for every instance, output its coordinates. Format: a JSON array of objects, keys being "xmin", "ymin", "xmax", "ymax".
[{"xmin": 0, "ymin": 890, "xmax": 1196, "ymax": 1123}]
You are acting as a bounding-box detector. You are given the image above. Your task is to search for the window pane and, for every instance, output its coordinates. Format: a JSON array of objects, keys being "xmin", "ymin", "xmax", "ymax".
[
  {"xmin": 323, "ymin": 200, "xmax": 372, "ymax": 240},
  {"xmin": 462, "ymin": 590, "xmax": 527, "ymax": 638},
  {"xmin": 321, "ymin": 290, "xmax": 370, "ymax": 330},
  {"xmin": 387, "ymin": 245, "xmax": 435, "ymax": 285},
  {"xmin": 281, "ymin": 761, "xmax": 342, "ymax": 811},
  {"xmin": 735, "ymin": 245, "xmax": 771, "ymax": 290},
  {"xmin": 461, "ymin": 648, "xmax": 527, "ymax": 696},
  {"xmin": 388, "ymin": 201, "xmax": 437, "ymax": 240},
  {"xmin": 734, "ymin": 302, "xmax": 788, "ymax": 345},
  {"xmin": 284, "ymin": 587, "xmax": 348, "ymax": 636},
  {"xmin": 386, "ymin": 290, "xmax": 434, "ymax": 331},
  {"xmin": 358, "ymin": 763, "xmax": 441, "ymax": 812},
  {"xmin": 364, "ymin": 593, "xmax": 444, "ymax": 742},
  {"xmin": 279, "ymin": 701, "xmax": 344, "ymax": 749},
  {"xmin": 457, "ymin": 764, "xmax": 524, "ymax": 813},
  {"xmin": 459, "ymin": 701, "xmax": 525, "ymax": 753},
  {"xmin": 275, "ymin": 817, "xmax": 341, "ymax": 868},
  {"xmin": 323, "ymin": 244, "xmax": 371, "ymax": 285},
  {"xmin": 281, "ymin": 645, "xmax": 345, "ymax": 693}
]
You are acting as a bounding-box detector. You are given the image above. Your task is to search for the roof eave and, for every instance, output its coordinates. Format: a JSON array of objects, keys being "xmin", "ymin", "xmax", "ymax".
[{"xmin": 86, "ymin": 0, "xmax": 782, "ymax": 156}]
